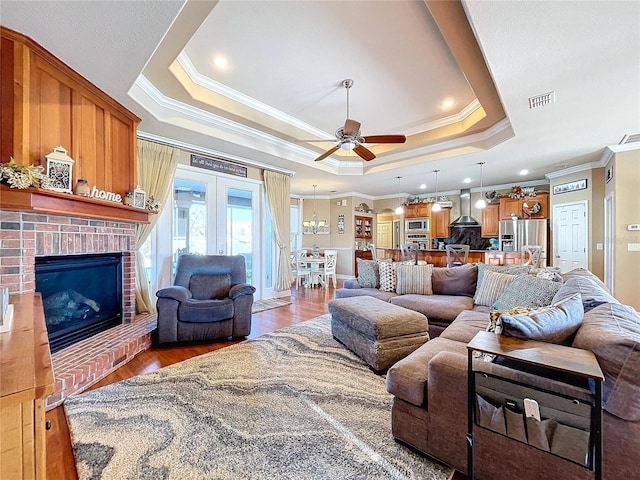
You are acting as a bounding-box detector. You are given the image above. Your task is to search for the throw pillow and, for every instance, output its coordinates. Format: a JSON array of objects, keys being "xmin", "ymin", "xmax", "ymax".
[
  {"xmin": 431, "ymin": 263, "xmax": 477, "ymax": 297},
  {"xmin": 474, "ymin": 263, "xmax": 531, "ymax": 299},
  {"xmin": 499, "ymin": 292, "xmax": 584, "ymax": 344},
  {"xmin": 536, "ymin": 268, "xmax": 564, "ymax": 283},
  {"xmin": 474, "ymin": 306, "xmax": 531, "ymax": 362},
  {"xmin": 356, "ymin": 258, "xmax": 379, "ymax": 288},
  {"xmin": 561, "ymin": 267, "xmax": 610, "ymax": 293},
  {"xmin": 378, "ymin": 261, "xmax": 398, "ymax": 292},
  {"xmin": 492, "ymin": 275, "xmax": 562, "ymax": 310},
  {"xmin": 396, "ymin": 263, "xmax": 434, "ymax": 295},
  {"xmin": 474, "ymin": 270, "xmax": 516, "ymax": 307}
]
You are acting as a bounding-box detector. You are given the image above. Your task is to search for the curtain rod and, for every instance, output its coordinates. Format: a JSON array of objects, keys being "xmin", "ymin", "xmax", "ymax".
[{"xmin": 137, "ymin": 131, "xmax": 296, "ymax": 177}]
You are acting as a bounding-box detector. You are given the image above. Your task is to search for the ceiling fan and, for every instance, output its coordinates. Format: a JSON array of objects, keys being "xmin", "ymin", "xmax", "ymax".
[{"xmin": 311, "ymin": 79, "xmax": 407, "ymax": 162}]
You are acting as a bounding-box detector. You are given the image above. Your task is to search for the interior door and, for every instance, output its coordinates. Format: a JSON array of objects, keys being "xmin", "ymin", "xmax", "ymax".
[
  {"xmin": 552, "ymin": 201, "xmax": 588, "ymax": 272},
  {"xmin": 377, "ymin": 220, "xmax": 393, "ymax": 248}
]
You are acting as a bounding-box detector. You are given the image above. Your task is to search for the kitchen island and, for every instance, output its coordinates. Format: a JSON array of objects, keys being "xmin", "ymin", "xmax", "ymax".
[{"xmin": 381, "ymin": 249, "xmax": 527, "ymax": 267}]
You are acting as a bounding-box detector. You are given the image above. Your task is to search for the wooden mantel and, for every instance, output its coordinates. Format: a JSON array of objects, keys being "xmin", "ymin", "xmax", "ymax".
[{"xmin": 0, "ymin": 185, "xmax": 151, "ymax": 223}]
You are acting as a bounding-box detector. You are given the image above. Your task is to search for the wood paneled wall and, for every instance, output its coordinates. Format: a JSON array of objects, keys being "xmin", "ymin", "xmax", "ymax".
[{"xmin": 1, "ymin": 27, "xmax": 140, "ymax": 196}]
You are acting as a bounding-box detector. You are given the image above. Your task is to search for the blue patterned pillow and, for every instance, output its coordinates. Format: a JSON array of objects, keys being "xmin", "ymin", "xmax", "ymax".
[
  {"xmin": 356, "ymin": 258, "xmax": 379, "ymax": 288},
  {"xmin": 493, "ymin": 275, "xmax": 562, "ymax": 310}
]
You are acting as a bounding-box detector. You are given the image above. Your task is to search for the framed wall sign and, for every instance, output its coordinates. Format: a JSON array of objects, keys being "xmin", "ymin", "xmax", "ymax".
[
  {"xmin": 553, "ymin": 179, "xmax": 587, "ymax": 195},
  {"xmin": 191, "ymin": 155, "xmax": 247, "ymax": 178}
]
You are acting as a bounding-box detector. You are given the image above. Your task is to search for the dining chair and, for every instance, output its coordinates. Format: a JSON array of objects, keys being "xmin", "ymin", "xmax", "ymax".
[
  {"xmin": 369, "ymin": 243, "xmax": 378, "ymax": 261},
  {"xmin": 445, "ymin": 244, "xmax": 470, "ymax": 267},
  {"xmin": 522, "ymin": 245, "xmax": 543, "ymax": 268},
  {"xmin": 294, "ymin": 250, "xmax": 311, "ymax": 287},
  {"xmin": 321, "ymin": 249, "xmax": 338, "ymax": 289}
]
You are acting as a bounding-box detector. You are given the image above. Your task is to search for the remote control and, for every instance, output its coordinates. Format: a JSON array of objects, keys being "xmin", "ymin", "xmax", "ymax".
[{"xmin": 523, "ymin": 398, "xmax": 541, "ymax": 421}]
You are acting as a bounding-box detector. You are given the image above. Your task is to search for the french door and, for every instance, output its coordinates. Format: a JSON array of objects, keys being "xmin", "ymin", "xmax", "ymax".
[{"xmin": 167, "ymin": 165, "xmax": 263, "ymax": 297}]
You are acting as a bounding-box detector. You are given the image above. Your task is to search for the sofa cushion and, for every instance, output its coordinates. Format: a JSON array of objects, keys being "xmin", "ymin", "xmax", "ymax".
[
  {"xmin": 334, "ymin": 287, "xmax": 399, "ymax": 302},
  {"xmin": 499, "ymin": 292, "xmax": 584, "ymax": 344},
  {"xmin": 552, "ymin": 276, "xmax": 619, "ymax": 312},
  {"xmin": 396, "ymin": 263, "xmax": 434, "ymax": 295},
  {"xmin": 474, "ymin": 271, "xmax": 516, "ymax": 307},
  {"xmin": 561, "ymin": 267, "xmax": 610, "ymax": 293},
  {"xmin": 439, "ymin": 309, "xmax": 491, "ymax": 344},
  {"xmin": 189, "ymin": 273, "xmax": 231, "ymax": 300},
  {"xmin": 572, "ymin": 302, "xmax": 640, "ymax": 421},
  {"xmin": 493, "ymin": 275, "xmax": 562, "ymax": 310},
  {"xmin": 356, "ymin": 258, "xmax": 379, "ymax": 288},
  {"xmin": 431, "ymin": 263, "xmax": 477, "ymax": 297},
  {"xmin": 379, "ymin": 261, "xmax": 398, "ymax": 292},
  {"xmin": 475, "ymin": 263, "xmax": 531, "ymax": 299},
  {"xmin": 386, "ymin": 337, "xmax": 468, "ymax": 407},
  {"xmin": 390, "ymin": 294, "xmax": 475, "ymax": 324}
]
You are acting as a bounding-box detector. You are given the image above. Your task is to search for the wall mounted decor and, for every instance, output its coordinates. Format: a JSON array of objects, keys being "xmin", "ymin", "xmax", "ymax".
[{"xmin": 553, "ymin": 179, "xmax": 587, "ymax": 195}]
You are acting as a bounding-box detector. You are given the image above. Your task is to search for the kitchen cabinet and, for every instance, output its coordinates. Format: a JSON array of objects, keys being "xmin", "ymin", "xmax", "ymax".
[
  {"xmin": 354, "ymin": 215, "xmax": 373, "ymax": 239},
  {"xmin": 499, "ymin": 193, "xmax": 549, "ymax": 220},
  {"xmin": 481, "ymin": 203, "xmax": 500, "ymax": 237},
  {"xmin": 430, "ymin": 207, "xmax": 451, "ymax": 239},
  {"xmin": 404, "ymin": 203, "xmax": 430, "ymax": 218}
]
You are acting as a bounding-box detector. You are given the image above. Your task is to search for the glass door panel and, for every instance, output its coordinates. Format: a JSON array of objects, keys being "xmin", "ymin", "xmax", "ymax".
[{"xmin": 172, "ymin": 178, "xmax": 208, "ymax": 275}]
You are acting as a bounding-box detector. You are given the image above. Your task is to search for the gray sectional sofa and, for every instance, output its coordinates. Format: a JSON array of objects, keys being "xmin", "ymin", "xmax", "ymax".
[{"xmin": 335, "ymin": 262, "xmax": 640, "ymax": 479}]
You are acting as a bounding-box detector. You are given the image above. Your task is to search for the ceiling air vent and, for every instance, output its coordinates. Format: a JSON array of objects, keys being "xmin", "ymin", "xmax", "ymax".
[
  {"xmin": 528, "ymin": 91, "xmax": 555, "ymax": 109},
  {"xmin": 620, "ymin": 133, "xmax": 640, "ymax": 145}
]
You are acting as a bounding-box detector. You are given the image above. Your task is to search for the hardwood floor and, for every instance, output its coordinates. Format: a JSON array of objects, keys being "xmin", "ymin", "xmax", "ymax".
[{"xmin": 45, "ymin": 283, "xmax": 465, "ymax": 480}]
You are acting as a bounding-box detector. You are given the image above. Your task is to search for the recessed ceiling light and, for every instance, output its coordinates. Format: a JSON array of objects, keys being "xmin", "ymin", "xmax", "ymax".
[
  {"xmin": 213, "ymin": 55, "xmax": 229, "ymax": 70},
  {"xmin": 419, "ymin": 183, "xmax": 427, "ymax": 189},
  {"xmin": 441, "ymin": 99, "xmax": 455, "ymax": 110},
  {"xmin": 519, "ymin": 169, "xmax": 529, "ymax": 176},
  {"xmin": 462, "ymin": 177, "xmax": 472, "ymax": 183}
]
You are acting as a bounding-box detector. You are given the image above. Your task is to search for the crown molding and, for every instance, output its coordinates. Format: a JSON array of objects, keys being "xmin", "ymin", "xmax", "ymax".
[{"xmin": 137, "ymin": 131, "xmax": 296, "ymax": 177}]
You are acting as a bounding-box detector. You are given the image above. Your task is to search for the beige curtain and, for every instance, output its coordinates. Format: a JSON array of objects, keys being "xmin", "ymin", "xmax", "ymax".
[
  {"xmin": 263, "ymin": 170, "xmax": 294, "ymax": 290},
  {"xmin": 135, "ymin": 139, "xmax": 180, "ymax": 313}
]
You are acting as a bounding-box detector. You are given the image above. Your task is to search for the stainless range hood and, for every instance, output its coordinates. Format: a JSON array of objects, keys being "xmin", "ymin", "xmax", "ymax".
[{"xmin": 450, "ymin": 188, "xmax": 480, "ymax": 226}]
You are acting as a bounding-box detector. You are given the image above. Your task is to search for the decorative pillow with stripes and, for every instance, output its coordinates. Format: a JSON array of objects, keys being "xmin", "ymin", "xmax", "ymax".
[
  {"xmin": 379, "ymin": 261, "xmax": 398, "ymax": 292},
  {"xmin": 474, "ymin": 270, "xmax": 516, "ymax": 307},
  {"xmin": 396, "ymin": 263, "xmax": 434, "ymax": 295}
]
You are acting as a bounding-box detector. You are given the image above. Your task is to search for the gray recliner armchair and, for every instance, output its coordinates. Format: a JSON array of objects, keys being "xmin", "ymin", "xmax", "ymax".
[{"xmin": 155, "ymin": 254, "xmax": 256, "ymax": 345}]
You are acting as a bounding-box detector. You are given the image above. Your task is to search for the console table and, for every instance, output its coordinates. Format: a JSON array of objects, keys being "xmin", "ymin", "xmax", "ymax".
[{"xmin": 0, "ymin": 293, "xmax": 54, "ymax": 480}]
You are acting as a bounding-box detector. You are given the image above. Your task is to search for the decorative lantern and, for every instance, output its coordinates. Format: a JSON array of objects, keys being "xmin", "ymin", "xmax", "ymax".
[
  {"xmin": 133, "ymin": 185, "xmax": 146, "ymax": 209},
  {"xmin": 45, "ymin": 146, "xmax": 75, "ymax": 193}
]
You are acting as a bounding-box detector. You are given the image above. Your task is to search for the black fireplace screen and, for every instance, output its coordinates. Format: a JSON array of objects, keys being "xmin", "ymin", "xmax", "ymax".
[{"xmin": 35, "ymin": 253, "xmax": 123, "ymax": 353}]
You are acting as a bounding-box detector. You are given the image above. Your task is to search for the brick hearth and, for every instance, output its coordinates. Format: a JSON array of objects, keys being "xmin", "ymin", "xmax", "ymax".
[{"xmin": 0, "ymin": 209, "xmax": 155, "ymax": 408}]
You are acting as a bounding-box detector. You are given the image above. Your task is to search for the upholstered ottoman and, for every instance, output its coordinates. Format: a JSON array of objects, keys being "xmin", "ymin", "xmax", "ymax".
[{"xmin": 328, "ymin": 296, "xmax": 430, "ymax": 371}]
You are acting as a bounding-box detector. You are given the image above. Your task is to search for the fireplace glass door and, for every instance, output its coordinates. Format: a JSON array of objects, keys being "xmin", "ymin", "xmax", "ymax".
[{"xmin": 36, "ymin": 253, "xmax": 123, "ymax": 353}]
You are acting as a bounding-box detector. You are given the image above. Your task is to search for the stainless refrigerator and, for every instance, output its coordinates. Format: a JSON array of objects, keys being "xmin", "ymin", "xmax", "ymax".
[{"xmin": 498, "ymin": 219, "xmax": 548, "ymax": 253}]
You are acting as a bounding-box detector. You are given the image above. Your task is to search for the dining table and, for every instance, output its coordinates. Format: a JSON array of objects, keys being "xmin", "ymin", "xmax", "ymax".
[{"xmin": 302, "ymin": 255, "xmax": 326, "ymax": 287}]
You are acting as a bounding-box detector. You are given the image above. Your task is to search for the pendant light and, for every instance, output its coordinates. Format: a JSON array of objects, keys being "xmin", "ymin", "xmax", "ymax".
[
  {"xmin": 303, "ymin": 185, "xmax": 326, "ymax": 234},
  {"xmin": 431, "ymin": 170, "xmax": 441, "ymax": 212},
  {"xmin": 475, "ymin": 162, "xmax": 487, "ymax": 209},
  {"xmin": 394, "ymin": 176, "xmax": 404, "ymax": 215}
]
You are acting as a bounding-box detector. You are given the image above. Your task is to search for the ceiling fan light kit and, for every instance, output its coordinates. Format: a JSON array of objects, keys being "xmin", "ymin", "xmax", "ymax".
[{"xmin": 314, "ymin": 79, "xmax": 407, "ymax": 162}]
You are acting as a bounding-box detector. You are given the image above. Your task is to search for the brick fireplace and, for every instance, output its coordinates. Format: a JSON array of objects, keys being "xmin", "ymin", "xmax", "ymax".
[{"xmin": 0, "ymin": 207, "xmax": 156, "ymax": 409}]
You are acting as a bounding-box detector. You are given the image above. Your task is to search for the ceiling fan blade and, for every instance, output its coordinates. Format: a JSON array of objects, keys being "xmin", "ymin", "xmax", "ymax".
[
  {"xmin": 314, "ymin": 146, "xmax": 340, "ymax": 162},
  {"xmin": 343, "ymin": 119, "xmax": 361, "ymax": 136},
  {"xmin": 361, "ymin": 134, "xmax": 407, "ymax": 144},
  {"xmin": 353, "ymin": 145, "xmax": 376, "ymax": 161}
]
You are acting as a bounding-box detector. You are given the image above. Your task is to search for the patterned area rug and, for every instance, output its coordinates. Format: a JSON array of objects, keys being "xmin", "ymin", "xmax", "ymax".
[
  {"xmin": 251, "ymin": 297, "xmax": 292, "ymax": 313},
  {"xmin": 64, "ymin": 315, "xmax": 453, "ymax": 480}
]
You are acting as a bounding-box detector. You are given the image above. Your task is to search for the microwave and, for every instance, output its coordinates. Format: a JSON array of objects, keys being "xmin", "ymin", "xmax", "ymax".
[{"xmin": 405, "ymin": 218, "xmax": 429, "ymax": 233}]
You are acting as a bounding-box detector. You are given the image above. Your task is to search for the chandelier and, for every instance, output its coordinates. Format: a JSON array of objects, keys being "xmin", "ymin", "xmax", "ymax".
[{"xmin": 303, "ymin": 185, "xmax": 327, "ymax": 234}]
